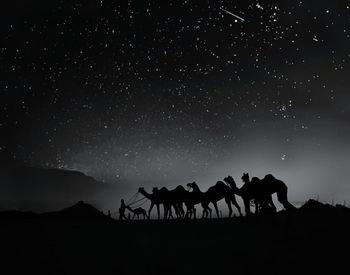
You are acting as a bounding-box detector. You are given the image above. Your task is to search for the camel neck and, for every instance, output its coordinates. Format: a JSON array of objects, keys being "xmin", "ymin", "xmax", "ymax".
[
  {"xmin": 192, "ymin": 185, "xmax": 202, "ymax": 194},
  {"xmin": 140, "ymin": 190, "xmax": 153, "ymax": 200}
]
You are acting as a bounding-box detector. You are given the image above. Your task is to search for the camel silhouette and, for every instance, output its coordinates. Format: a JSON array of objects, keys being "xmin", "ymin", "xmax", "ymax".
[
  {"xmin": 138, "ymin": 187, "xmax": 162, "ymax": 219},
  {"xmin": 250, "ymin": 177, "xmax": 276, "ymax": 214},
  {"xmin": 187, "ymin": 181, "xmax": 241, "ymax": 218},
  {"xmin": 224, "ymin": 173, "xmax": 296, "ymax": 216},
  {"xmin": 156, "ymin": 187, "xmax": 178, "ymax": 219},
  {"xmin": 139, "ymin": 184, "xmax": 219, "ymax": 219},
  {"xmin": 126, "ymin": 206, "xmax": 148, "ymax": 219},
  {"xmin": 166, "ymin": 184, "xmax": 201, "ymax": 219},
  {"xmin": 165, "ymin": 185, "xmax": 188, "ymax": 219},
  {"xmin": 138, "ymin": 186, "xmax": 182, "ymax": 219}
]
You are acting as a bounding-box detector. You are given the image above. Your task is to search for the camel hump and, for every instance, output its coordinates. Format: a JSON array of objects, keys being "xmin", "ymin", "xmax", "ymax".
[
  {"xmin": 216, "ymin": 180, "xmax": 225, "ymax": 186},
  {"xmin": 264, "ymin": 174, "xmax": 275, "ymax": 180},
  {"xmin": 175, "ymin": 185, "xmax": 186, "ymax": 191},
  {"xmin": 215, "ymin": 181, "xmax": 230, "ymax": 190},
  {"xmin": 263, "ymin": 174, "xmax": 287, "ymax": 189}
]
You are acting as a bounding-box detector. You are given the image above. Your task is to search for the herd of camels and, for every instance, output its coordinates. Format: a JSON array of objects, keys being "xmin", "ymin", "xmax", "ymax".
[{"xmin": 135, "ymin": 172, "xmax": 296, "ymax": 219}]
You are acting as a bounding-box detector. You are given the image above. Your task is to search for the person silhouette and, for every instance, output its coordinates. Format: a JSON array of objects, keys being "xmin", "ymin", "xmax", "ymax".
[{"xmin": 119, "ymin": 199, "xmax": 128, "ymax": 220}]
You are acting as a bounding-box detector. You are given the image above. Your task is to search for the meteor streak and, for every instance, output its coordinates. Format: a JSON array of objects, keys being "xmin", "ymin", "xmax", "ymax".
[{"xmin": 220, "ymin": 8, "xmax": 245, "ymax": 22}]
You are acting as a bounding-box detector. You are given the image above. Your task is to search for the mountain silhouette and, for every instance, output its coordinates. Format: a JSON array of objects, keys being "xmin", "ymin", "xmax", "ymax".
[
  {"xmin": 0, "ymin": 163, "xmax": 128, "ymax": 212},
  {"xmin": 41, "ymin": 201, "xmax": 109, "ymax": 220},
  {"xmin": 299, "ymin": 199, "xmax": 338, "ymax": 214}
]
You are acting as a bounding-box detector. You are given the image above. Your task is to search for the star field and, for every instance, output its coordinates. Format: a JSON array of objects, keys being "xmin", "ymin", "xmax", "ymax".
[{"xmin": 1, "ymin": 0, "xmax": 350, "ymax": 202}]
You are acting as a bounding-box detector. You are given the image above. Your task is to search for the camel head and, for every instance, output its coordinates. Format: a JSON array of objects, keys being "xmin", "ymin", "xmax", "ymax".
[
  {"xmin": 241, "ymin": 173, "xmax": 250, "ymax": 184},
  {"xmin": 138, "ymin": 187, "xmax": 144, "ymax": 193},
  {"xmin": 224, "ymin": 176, "xmax": 237, "ymax": 189}
]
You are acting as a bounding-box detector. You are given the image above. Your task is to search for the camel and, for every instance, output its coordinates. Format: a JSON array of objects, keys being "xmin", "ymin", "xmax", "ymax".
[
  {"xmin": 167, "ymin": 184, "xmax": 200, "ymax": 219},
  {"xmin": 250, "ymin": 177, "xmax": 276, "ymax": 214},
  {"xmin": 126, "ymin": 206, "xmax": 148, "ymax": 219},
  {"xmin": 224, "ymin": 173, "xmax": 296, "ymax": 216},
  {"xmin": 138, "ymin": 187, "xmax": 163, "ymax": 219},
  {"xmin": 138, "ymin": 186, "xmax": 182, "ymax": 219},
  {"xmin": 155, "ymin": 187, "xmax": 178, "ymax": 219},
  {"xmin": 187, "ymin": 181, "xmax": 241, "ymax": 218}
]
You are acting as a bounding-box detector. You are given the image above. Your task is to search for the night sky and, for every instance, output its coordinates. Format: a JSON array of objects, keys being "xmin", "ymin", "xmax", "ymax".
[{"xmin": 1, "ymin": 0, "xmax": 350, "ymax": 208}]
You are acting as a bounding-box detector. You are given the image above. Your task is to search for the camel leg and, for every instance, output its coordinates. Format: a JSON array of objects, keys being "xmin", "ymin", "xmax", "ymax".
[
  {"xmin": 277, "ymin": 188, "xmax": 295, "ymax": 211},
  {"xmin": 231, "ymin": 197, "xmax": 242, "ymax": 216},
  {"xmin": 254, "ymin": 198, "xmax": 260, "ymax": 214},
  {"xmin": 244, "ymin": 199, "xmax": 251, "ymax": 216},
  {"xmin": 185, "ymin": 207, "xmax": 189, "ymax": 219},
  {"xmin": 201, "ymin": 203, "xmax": 206, "ymax": 218},
  {"xmin": 176, "ymin": 204, "xmax": 180, "ymax": 218},
  {"xmin": 202, "ymin": 204, "xmax": 207, "ymax": 219},
  {"xmin": 202, "ymin": 203, "xmax": 209, "ymax": 218},
  {"xmin": 225, "ymin": 197, "xmax": 233, "ymax": 217},
  {"xmin": 163, "ymin": 204, "xmax": 168, "ymax": 219},
  {"xmin": 168, "ymin": 206, "xmax": 174, "ymax": 219},
  {"xmin": 180, "ymin": 203, "xmax": 185, "ymax": 218},
  {"xmin": 185, "ymin": 204, "xmax": 191, "ymax": 219},
  {"xmin": 207, "ymin": 206, "xmax": 212, "ymax": 218},
  {"xmin": 185, "ymin": 204, "xmax": 190, "ymax": 219},
  {"xmin": 176, "ymin": 205, "xmax": 181, "ymax": 218},
  {"xmin": 193, "ymin": 206, "xmax": 197, "ymax": 219},
  {"xmin": 177, "ymin": 204, "xmax": 184, "ymax": 218},
  {"xmin": 148, "ymin": 202, "xmax": 154, "ymax": 219},
  {"xmin": 173, "ymin": 205, "xmax": 178, "ymax": 218},
  {"xmin": 212, "ymin": 202, "xmax": 220, "ymax": 218},
  {"xmin": 266, "ymin": 195, "xmax": 277, "ymax": 212},
  {"xmin": 156, "ymin": 204, "xmax": 160, "ymax": 219}
]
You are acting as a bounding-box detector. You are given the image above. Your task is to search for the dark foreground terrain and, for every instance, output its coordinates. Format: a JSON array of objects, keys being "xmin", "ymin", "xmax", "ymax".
[{"xmin": 1, "ymin": 200, "xmax": 349, "ymax": 275}]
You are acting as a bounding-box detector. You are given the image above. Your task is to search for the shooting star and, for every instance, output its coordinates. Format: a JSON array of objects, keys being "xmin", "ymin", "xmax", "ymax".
[
  {"xmin": 220, "ymin": 8, "xmax": 245, "ymax": 22},
  {"xmin": 256, "ymin": 3, "xmax": 264, "ymax": 10}
]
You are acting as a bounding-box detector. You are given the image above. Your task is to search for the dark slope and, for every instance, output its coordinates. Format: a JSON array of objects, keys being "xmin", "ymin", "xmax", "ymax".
[
  {"xmin": 40, "ymin": 201, "xmax": 109, "ymax": 220},
  {"xmin": 0, "ymin": 164, "xmax": 126, "ymax": 212}
]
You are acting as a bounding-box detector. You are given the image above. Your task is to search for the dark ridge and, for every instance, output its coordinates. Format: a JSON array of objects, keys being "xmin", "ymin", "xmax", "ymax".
[
  {"xmin": 299, "ymin": 199, "xmax": 336, "ymax": 213},
  {"xmin": 40, "ymin": 201, "xmax": 109, "ymax": 220},
  {"xmin": 0, "ymin": 163, "xmax": 126, "ymax": 212}
]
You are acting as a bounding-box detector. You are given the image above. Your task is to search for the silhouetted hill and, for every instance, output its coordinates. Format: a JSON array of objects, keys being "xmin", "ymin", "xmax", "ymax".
[
  {"xmin": 0, "ymin": 164, "xmax": 128, "ymax": 212},
  {"xmin": 335, "ymin": 203, "xmax": 350, "ymax": 213},
  {"xmin": 41, "ymin": 201, "xmax": 108, "ymax": 220},
  {"xmin": 299, "ymin": 199, "xmax": 335, "ymax": 212}
]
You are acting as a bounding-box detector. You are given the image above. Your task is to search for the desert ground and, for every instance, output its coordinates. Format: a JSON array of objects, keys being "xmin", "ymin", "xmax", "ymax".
[{"xmin": 1, "ymin": 200, "xmax": 349, "ymax": 275}]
